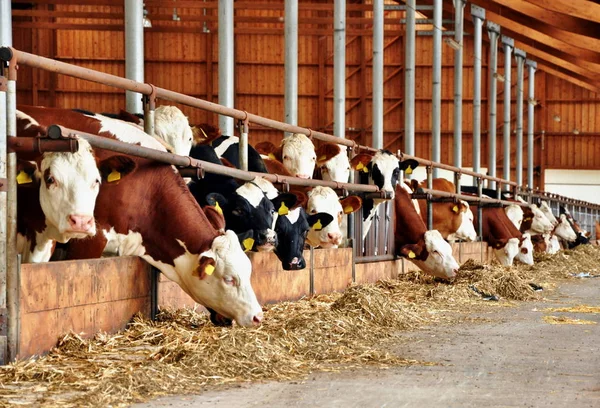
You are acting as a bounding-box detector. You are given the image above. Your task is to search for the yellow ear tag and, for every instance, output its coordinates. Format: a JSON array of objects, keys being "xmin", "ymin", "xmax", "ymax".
[
  {"xmin": 405, "ymin": 166, "xmax": 413, "ymax": 175},
  {"xmin": 344, "ymin": 205, "xmax": 354, "ymax": 214},
  {"xmin": 356, "ymin": 162, "xmax": 364, "ymax": 171},
  {"xmin": 204, "ymin": 264, "xmax": 215, "ymax": 276},
  {"xmin": 362, "ymin": 166, "xmax": 369, "ymax": 173},
  {"xmin": 242, "ymin": 237, "xmax": 255, "ymax": 252},
  {"xmin": 214, "ymin": 201, "xmax": 223, "ymax": 215},
  {"xmin": 408, "ymin": 250, "xmax": 416, "ymax": 259},
  {"xmin": 313, "ymin": 219, "xmax": 323, "ymax": 231},
  {"xmin": 452, "ymin": 205, "xmax": 459, "ymax": 213},
  {"xmin": 16, "ymin": 170, "xmax": 33, "ymax": 185},
  {"xmin": 278, "ymin": 202, "xmax": 289, "ymax": 216},
  {"xmin": 318, "ymin": 155, "xmax": 327, "ymax": 162},
  {"xmin": 107, "ymin": 170, "xmax": 121, "ymax": 183},
  {"xmin": 268, "ymin": 153, "xmax": 276, "ymax": 160}
]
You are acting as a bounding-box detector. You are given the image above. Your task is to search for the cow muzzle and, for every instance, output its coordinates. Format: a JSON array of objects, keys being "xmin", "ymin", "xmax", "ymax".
[
  {"xmin": 286, "ymin": 257, "xmax": 306, "ymax": 270},
  {"xmin": 66, "ymin": 214, "xmax": 95, "ymax": 234},
  {"xmin": 295, "ymin": 173, "xmax": 311, "ymax": 179}
]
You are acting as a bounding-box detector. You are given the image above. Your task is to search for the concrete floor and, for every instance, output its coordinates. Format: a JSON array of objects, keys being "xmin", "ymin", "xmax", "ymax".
[{"xmin": 135, "ymin": 278, "xmax": 600, "ymax": 408}]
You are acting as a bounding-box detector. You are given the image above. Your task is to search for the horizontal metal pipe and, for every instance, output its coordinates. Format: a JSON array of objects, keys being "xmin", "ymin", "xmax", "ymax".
[
  {"xmin": 355, "ymin": 254, "xmax": 396, "ymax": 263},
  {"xmin": 51, "ymin": 125, "xmax": 383, "ymax": 194},
  {"xmin": 421, "ymin": 188, "xmax": 529, "ymax": 208},
  {"xmin": 9, "ymin": 137, "xmax": 79, "ymax": 154}
]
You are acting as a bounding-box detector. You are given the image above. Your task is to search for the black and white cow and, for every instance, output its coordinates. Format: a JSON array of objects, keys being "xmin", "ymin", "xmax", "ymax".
[
  {"xmin": 559, "ymin": 206, "xmax": 590, "ymax": 248},
  {"xmin": 350, "ymin": 150, "xmax": 419, "ymax": 240}
]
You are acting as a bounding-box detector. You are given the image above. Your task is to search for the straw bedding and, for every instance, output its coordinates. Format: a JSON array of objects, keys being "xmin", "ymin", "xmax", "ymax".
[{"xmin": 1, "ymin": 244, "xmax": 599, "ymax": 407}]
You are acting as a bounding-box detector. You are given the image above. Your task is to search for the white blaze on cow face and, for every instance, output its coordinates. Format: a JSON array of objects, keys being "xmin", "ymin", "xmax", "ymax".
[
  {"xmin": 515, "ymin": 233, "xmax": 534, "ymax": 265},
  {"xmin": 494, "ymin": 237, "xmax": 520, "ymax": 266},
  {"xmin": 234, "ymin": 178, "xmax": 280, "ymax": 250},
  {"xmin": 453, "ymin": 201, "xmax": 477, "ymax": 242},
  {"xmin": 529, "ymin": 204, "xmax": 554, "ymax": 234},
  {"xmin": 505, "ymin": 204, "xmax": 524, "ymax": 230},
  {"xmin": 306, "ymin": 186, "xmax": 343, "ymax": 248},
  {"xmin": 410, "ymin": 230, "xmax": 460, "ymax": 280},
  {"xmin": 154, "ymin": 105, "xmax": 193, "ymax": 156},
  {"xmin": 539, "ymin": 201, "xmax": 558, "ymax": 226},
  {"xmin": 546, "ymin": 234, "xmax": 560, "ymax": 254},
  {"xmin": 370, "ymin": 151, "xmax": 401, "ymax": 199},
  {"xmin": 38, "ymin": 138, "xmax": 100, "ymax": 241},
  {"xmin": 320, "ymin": 149, "xmax": 351, "ymax": 183},
  {"xmin": 554, "ymin": 214, "xmax": 577, "ymax": 242},
  {"xmin": 281, "ymin": 133, "xmax": 316, "ymax": 179}
]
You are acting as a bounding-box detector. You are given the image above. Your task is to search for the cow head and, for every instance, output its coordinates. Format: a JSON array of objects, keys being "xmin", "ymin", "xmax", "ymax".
[
  {"xmin": 450, "ymin": 200, "xmax": 477, "ymax": 242},
  {"xmin": 554, "ymin": 214, "xmax": 577, "ymax": 242},
  {"xmin": 399, "ymin": 230, "xmax": 460, "ymax": 280},
  {"xmin": 514, "ymin": 233, "xmax": 534, "ymax": 265},
  {"xmin": 504, "ymin": 204, "xmax": 524, "ymax": 230},
  {"xmin": 351, "ymin": 150, "xmax": 419, "ymax": 200},
  {"xmin": 546, "ymin": 233, "xmax": 561, "ymax": 254},
  {"xmin": 539, "ymin": 201, "xmax": 558, "ymax": 226},
  {"xmin": 256, "ymin": 134, "xmax": 316, "ymax": 179},
  {"xmin": 305, "ymin": 186, "xmax": 362, "ymax": 248},
  {"xmin": 315, "ymin": 143, "xmax": 351, "ymax": 183},
  {"xmin": 490, "ymin": 237, "xmax": 520, "ymax": 266},
  {"xmin": 528, "ymin": 204, "xmax": 554, "ymax": 234},
  {"xmin": 154, "ymin": 105, "xmax": 194, "ymax": 156}
]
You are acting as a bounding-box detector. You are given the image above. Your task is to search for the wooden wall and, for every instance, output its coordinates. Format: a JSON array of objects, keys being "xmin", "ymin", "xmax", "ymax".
[{"xmin": 10, "ymin": 0, "xmax": 600, "ymax": 189}]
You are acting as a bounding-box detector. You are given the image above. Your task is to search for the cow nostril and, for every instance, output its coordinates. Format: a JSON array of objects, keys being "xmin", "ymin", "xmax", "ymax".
[{"xmin": 253, "ymin": 312, "xmax": 264, "ymax": 324}]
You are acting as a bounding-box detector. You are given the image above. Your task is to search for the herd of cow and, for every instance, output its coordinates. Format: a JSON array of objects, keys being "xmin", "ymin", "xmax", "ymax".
[{"xmin": 12, "ymin": 104, "xmax": 596, "ymax": 328}]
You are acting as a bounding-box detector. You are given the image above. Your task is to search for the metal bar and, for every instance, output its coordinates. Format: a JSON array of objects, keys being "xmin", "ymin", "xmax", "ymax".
[
  {"xmin": 218, "ymin": 0, "xmax": 234, "ymax": 136},
  {"xmin": 404, "ymin": 0, "xmax": 416, "ymax": 157},
  {"xmin": 372, "ymin": 0, "xmax": 384, "ymax": 150},
  {"xmin": 0, "ymin": 0, "xmax": 11, "ymax": 47},
  {"xmin": 284, "ymin": 0, "xmax": 298, "ymax": 138},
  {"xmin": 487, "ymin": 21, "xmax": 500, "ymax": 190},
  {"xmin": 333, "ymin": 0, "xmax": 345, "ymax": 140},
  {"xmin": 384, "ymin": 5, "xmax": 434, "ymax": 11},
  {"xmin": 238, "ymin": 119, "xmax": 249, "ymax": 171},
  {"xmin": 124, "ymin": 0, "xmax": 144, "ymax": 114},
  {"xmin": 400, "ymin": 18, "xmax": 454, "ymax": 24},
  {"xmin": 526, "ymin": 59, "xmax": 537, "ymax": 189},
  {"xmin": 515, "ymin": 48, "xmax": 526, "ymax": 187},
  {"xmin": 0, "ymin": 74, "xmax": 6, "ymax": 365},
  {"xmin": 476, "ymin": 177, "xmax": 483, "ymax": 238},
  {"xmin": 355, "ymin": 254, "xmax": 396, "ymax": 263},
  {"xmin": 8, "ymin": 137, "xmax": 79, "ymax": 154},
  {"xmin": 431, "ymin": 0, "xmax": 442, "ymax": 178},
  {"xmin": 471, "ymin": 5, "xmax": 484, "ymax": 184},
  {"xmin": 501, "ymin": 36, "xmax": 514, "ymax": 187},
  {"xmin": 453, "ymin": 0, "xmax": 466, "ymax": 171}
]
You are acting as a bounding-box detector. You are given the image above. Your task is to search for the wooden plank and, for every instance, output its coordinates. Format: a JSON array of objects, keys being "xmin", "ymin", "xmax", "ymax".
[
  {"xmin": 524, "ymin": 0, "xmax": 600, "ymax": 24},
  {"xmin": 312, "ymin": 248, "xmax": 352, "ymax": 294},
  {"xmin": 354, "ymin": 260, "xmax": 402, "ymax": 284}
]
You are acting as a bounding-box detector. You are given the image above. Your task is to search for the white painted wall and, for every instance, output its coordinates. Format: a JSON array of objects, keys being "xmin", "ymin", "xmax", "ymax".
[{"xmin": 545, "ymin": 169, "xmax": 600, "ymax": 205}]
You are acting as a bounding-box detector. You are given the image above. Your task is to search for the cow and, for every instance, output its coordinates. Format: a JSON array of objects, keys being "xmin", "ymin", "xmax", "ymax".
[
  {"xmin": 16, "ymin": 106, "xmax": 263, "ymax": 326},
  {"xmin": 552, "ymin": 214, "xmax": 578, "ymax": 244},
  {"xmin": 313, "ymin": 143, "xmax": 351, "ymax": 183},
  {"xmin": 350, "ymin": 150, "xmax": 419, "ymax": 240},
  {"xmin": 393, "ymin": 182, "xmax": 460, "ymax": 280},
  {"xmin": 504, "ymin": 204, "xmax": 524, "ymax": 230},
  {"xmin": 255, "ymin": 133, "xmax": 317, "ymax": 179},
  {"xmin": 472, "ymin": 206, "xmax": 522, "ymax": 266},
  {"xmin": 559, "ymin": 206, "xmax": 590, "ymax": 248},
  {"xmin": 539, "ymin": 201, "xmax": 558, "ymax": 226},
  {"xmin": 596, "ymin": 220, "xmax": 600, "ymax": 241},
  {"xmin": 410, "ymin": 178, "xmax": 477, "ymax": 242},
  {"xmin": 531, "ymin": 234, "xmax": 548, "ymax": 253}
]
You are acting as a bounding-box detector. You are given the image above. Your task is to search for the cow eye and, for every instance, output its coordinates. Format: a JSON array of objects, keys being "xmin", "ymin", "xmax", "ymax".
[
  {"xmin": 223, "ymin": 276, "xmax": 236, "ymax": 286},
  {"xmin": 283, "ymin": 155, "xmax": 289, "ymax": 160},
  {"xmin": 309, "ymin": 209, "xmax": 317, "ymax": 214},
  {"xmin": 311, "ymin": 156, "xmax": 316, "ymax": 162},
  {"xmin": 232, "ymin": 209, "xmax": 241, "ymax": 216},
  {"xmin": 93, "ymin": 178, "xmax": 101, "ymax": 186},
  {"xmin": 45, "ymin": 175, "xmax": 55, "ymax": 185}
]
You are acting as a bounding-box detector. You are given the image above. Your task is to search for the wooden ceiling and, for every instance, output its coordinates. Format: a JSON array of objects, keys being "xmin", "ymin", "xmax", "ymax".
[{"xmin": 408, "ymin": 0, "xmax": 600, "ymax": 94}]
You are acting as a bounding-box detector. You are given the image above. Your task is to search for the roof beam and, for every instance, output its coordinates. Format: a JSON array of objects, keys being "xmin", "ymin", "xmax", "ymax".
[
  {"xmin": 469, "ymin": 0, "xmax": 600, "ymax": 55},
  {"xmin": 524, "ymin": 0, "xmax": 600, "ymax": 24},
  {"xmin": 536, "ymin": 62, "xmax": 600, "ymax": 94}
]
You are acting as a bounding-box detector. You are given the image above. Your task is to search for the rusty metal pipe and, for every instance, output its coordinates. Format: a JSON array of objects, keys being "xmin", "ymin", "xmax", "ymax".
[
  {"xmin": 421, "ymin": 188, "xmax": 528, "ymax": 208},
  {"xmin": 51, "ymin": 125, "xmax": 383, "ymax": 194},
  {"xmin": 9, "ymin": 137, "xmax": 79, "ymax": 154}
]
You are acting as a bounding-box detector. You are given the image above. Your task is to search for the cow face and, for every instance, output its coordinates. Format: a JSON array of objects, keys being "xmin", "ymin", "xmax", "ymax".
[
  {"xmin": 546, "ymin": 234, "xmax": 561, "ymax": 254},
  {"xmin": 37, "ymin": 138, "xmax": 102, "ymax": 241},
  {"xmin": 515, "ymin": 233, "xmax": 534, "ymax": 265},
  {"xmin": 399, "ymin": 230, "xmax": 459, "ymax": 280},
  {"xmin": 154, "ymin": 105, "xmax": 194, "ymax": 156},
  {"xmin": 305, "ymin": 187, "xmax": 362, "ymax": 248},
  {"xmin": 452, "ymin": 200, "xmax": 477, "ymax": 242},
  {"xmin": 539, "ymin": 201, "xmax": 558, "ymax": 226},
  {"xmin": 189, "ymin": 230, "xmax": 263, "ymax": 327},
  {"xmin": 528, "ymin": 204, "xmax": 554, "ymax": 234},
  {"xmin": 280, "ymin": 133, "xmax": 316, "ymax": 179},
  {"xmin": 554, "ymin": 214, "xmax": 577, "ymax": 242},
  {"xmin": 316, "ymin": 144, "xmax": 351, "ymax": 183},
  {"xmin": 491, "ymin": 237, "xmax": 520, "ymax": 266},
  {"xmin": 504, "ymin": 204, "xmax": 524, "ymax": 230},
  {"xmin": 274, "ymin": 207, "xmax": 333, "ymax": 270}
]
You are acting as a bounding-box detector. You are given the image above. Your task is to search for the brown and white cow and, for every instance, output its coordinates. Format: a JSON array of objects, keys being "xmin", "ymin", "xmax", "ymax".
[
  {"xmin": 472, "ymin": 206, "xmax": 522, "ymax": 266},
  {"xmin": 17, "ymin": 106, "xmax": 263, "ymax": 327},
  {"xmin": 313, "ymin": 143, "xmax": 351, "ymax": 183},
  {"xmin": 255, "ymin": 133, "xmax": 317, "ymax": 179},
  {"xmin": 394, "ymin": 183, "xmax": 460, "ymax": 280}
]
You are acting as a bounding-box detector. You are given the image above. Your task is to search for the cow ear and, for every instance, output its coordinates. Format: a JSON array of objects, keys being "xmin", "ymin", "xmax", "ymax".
[
  {"xmin": 340, "ymin": 195, "xmax": 362, "ymax": 214},
  {"xmin": 98, "ymin": 155, "xmax": 136, "ymax": 183},
  {"xmin": 407, "ymin": 179, "xmax": 420, "ymax": 192},
  {"xmin": 263, "ymin": 157, "xmax": 293, "ymax": 176},
  {"xmin": 399, "ymin": 244, "xmax": 421, "ymax": 259},
  {"xmin": 255, "ymin": 141, "xmax": 280, "ymax": 159},
  {"xmin": 193, "ymin": 255, "xmax": 216, "ymax": 280},
  {"xmin": 118, "ymin": 109, "xmax": 143, "ymax": 124},
  {"xmin": 520, "ymin": 247, "xmax": 528, "ymax": 254},
  {"xmin": 350, "ymin": 153, "xmax": 373, "ymax": 172},
  {"xmin": 271, "ymin": 193, "xmax": 298, "ymax": 216},
  {"xmin": 316, "ymin": 143, "xmax": 341, "ymax": 164},
  {"xmin": 205, "ymin": 193, "xmax": 228, "ymax": 213},
  {"xmin": 492, "ymin": 238, "xmax": 507, "ymax": 249},
  {"xmin": 204, "ymin": 205, "xmax": 226, "ymax": 232},
  {"xmin": 399, "ymin": 159, "xmax": 419, "ymax": 175},
  {"xmin": 16, "ymin": 159, "xmax": 38, "ymax": 186},
  {"xmin": 237, "ymin": 230, "xmax": 255, "ymax": 252},
  {"xmin": 307, "ymin": 213, "xmax": 334, "ymax": 231},
  {"xmin": 220, "ymin": 157, "xmax": 236, "ymax": 168},
  {"xmin": 290, "ymin": 190, "xmax": 308, "ymax": 210}
]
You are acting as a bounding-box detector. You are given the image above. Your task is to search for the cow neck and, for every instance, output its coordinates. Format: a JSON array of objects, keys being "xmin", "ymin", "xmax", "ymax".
[{"xmin": 393, "ymin": 184, "xmax": 427, "ymax": 247}]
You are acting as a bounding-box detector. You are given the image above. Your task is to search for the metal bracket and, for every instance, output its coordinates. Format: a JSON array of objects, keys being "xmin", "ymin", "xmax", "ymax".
[
  {"xmin": 501, "ymin": 36, "xmax": 514, "ymax": 48},
  {"xmin": 525, "ymin": 59, "xmax": 537, "ymax": 69},
  {"xmin": 486, "ymin": 21, "xmax": 501, "ymax": 35},
  {"xmin": 471, "ymin": 4, "xmax": 486, "ymax": 20},
  {"xmin": 514, "ymin": 48, "xmax": 527, "ymax": 59}
]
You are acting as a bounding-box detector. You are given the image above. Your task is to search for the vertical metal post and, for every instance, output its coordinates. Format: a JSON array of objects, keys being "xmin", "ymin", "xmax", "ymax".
[
  {"xmin": 0, "ymin": 0, "xmax": 9, "ymax": 362},
  {"xmin": 487, "ymin": 21, "xmax": 500, "ymax": 190},
  {"xmin": 404, "ymin": 0, "xmax": 416, "ymax": 157},
  {"xmin": 431, "ymin": 0, "xmax": 442, "ymax": 177},
  {"xmin": 143, "ymin": 93, "xmax": 155, "ymax": 137},
  {"xmin": 426, "ymin": 166, "xmax": 433, "ymax": 230},
  {"xmin": 333, "ymin": 0, "xmax": 346, "ymax": 140},
  {"xmin": 218, "ymin": 0, "xmax": 235, "ymax": 136},
  {"xmin": 526, "ymin": 59, "xmax": 537, "ymax": 189},
  {"xmin": 124, "ymin": 0, "xmax": 144, "ymax": 114},
  {"xmin": 514, "ymin": 48, "xmax": 526, "ymax": 187},
  {"xmin": 501, "ymin": 36, "xmax": 513, "ymax": 187},
  {"xmin": 476, "ymin": 177, "xmax": 483, "ymax": 238},
  {"xmin": 372, "ymin": 0, "xmax": 384, "ymax": 150},
  {"xmin": 238, "ymin": 119, "xmax": 249, "ymax": 171},
  {"xmin": 453, "ymin": 0, "xmax": 466, "ymax": 171},
  {"xmin": 284, "ymin": 0, "xmax": 298, "ymax": 137},
  {"xmin": 471, "ymin": 5, "xmax": 485, "ymax": 183}
]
